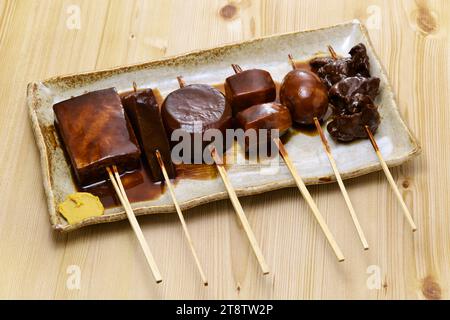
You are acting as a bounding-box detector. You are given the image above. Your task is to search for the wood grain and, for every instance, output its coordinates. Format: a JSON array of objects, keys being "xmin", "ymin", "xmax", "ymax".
[{"xmin": 0, "ymin": 0, "xmax": 448, "ymax": 299}]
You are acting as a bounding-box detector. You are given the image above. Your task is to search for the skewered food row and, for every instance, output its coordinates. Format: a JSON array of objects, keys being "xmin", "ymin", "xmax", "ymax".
[{"xmin": 53, "ymin": 42, "xmax": 415, "ymax": 284}]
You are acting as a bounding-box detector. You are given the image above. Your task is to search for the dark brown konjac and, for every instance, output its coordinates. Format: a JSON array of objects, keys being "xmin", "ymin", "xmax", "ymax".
[
  {"xmin": 53, "ymin": 88, "xmax": 141, "ymax": 185},
  {"xmin": 122, "ymin": 88, "xmax": 176, "ymax": 182},
  {"xmin": 279, "ymin": 69, "xmax": 329, "ymax": 125},
  {"xmin": 161, "ymin": 84, "xmax": 232, "ymax": 159},
  {"xmin": 310, "ymin": 43, "xmax": 382, "ymax": 142},
  {"xmin": 236, "ymin": 103, "xmax": 292, "ymax": 151},
  {"xmin": 225, "ymin": 69, "xmax": 276, "ymax": 115},
  {"xmin": 236, "ymin": 103, "xmax": 292, "ymax": 133}
]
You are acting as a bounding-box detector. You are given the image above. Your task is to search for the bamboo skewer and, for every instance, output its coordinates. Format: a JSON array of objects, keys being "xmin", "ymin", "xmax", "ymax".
[
  {"xmin": 273, "ymin": 138, "xmax": 345, "ymax": 261},
  {"xmin": 155, "ymin": 150, "xmax": 208, "ymax": 286},
  {"xmin": 131, "ymin": 81, "xmax": 208, "ymax": 284},
  {"xmin": 314, "ymin": 118, "xmax": 369, "ymax": 250},
  {"xmin": 210, "ymin": 146, "xmax": 270, "ymax": 275},
  {"xmin": 175, "ymin": 75, "xmax": 269, "ymax": 274},
  {"xmin": 106, "ymin": 166, "xmax": 163, "ymax": 283},
  {"xmin": 364, "ymin": 126, "xmax": 417, "ymax": 231},
  {"xmin": 327, "ymin": 45, "xmax": 338, "ymax": 60}
]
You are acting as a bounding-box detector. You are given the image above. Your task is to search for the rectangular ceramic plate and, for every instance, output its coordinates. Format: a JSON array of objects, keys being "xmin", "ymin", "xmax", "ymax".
[{"xmin": 28, "ymin": 20, "xmax": 420, "ymax": 232}]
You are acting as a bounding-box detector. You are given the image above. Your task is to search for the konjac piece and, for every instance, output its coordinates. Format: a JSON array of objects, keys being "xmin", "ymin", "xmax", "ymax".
[
  {"xmin": 122, "ymin": 88, "xmax": 176, "ymax": 182},
  {"xmin": 225, "ymin": 69, "xmax": 276, "ymax": 115},
  {"xmin": 53, "ymin": 88, "xmax": 141, "ymax": 185},
  {"xmin": 236, "ymin": 102, "xmax": 292, "ymax": 152}
]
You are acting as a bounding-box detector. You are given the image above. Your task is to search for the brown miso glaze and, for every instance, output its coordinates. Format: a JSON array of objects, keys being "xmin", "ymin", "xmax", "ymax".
[
  {"xmin": 78, "ymin": 160, "xmax": 223, "ymax": 209},
  {"xmin": 80, "ymin": 159, "xmax": 165, "ymax": 208}
]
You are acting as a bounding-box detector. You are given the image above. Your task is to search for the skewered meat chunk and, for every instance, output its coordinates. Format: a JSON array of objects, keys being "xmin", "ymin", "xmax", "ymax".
[
  {"xmin": 53, "ymin": 88, "xmax": 141, "ymax": 185},
  {"xmin": 327, "ymin": 94, "xmax": 380, "ymax": 142},
  {"xmin": 313, "ymin": 43, "xmax": 372, "ymax": 88},
  {"xmin": 225, "ymin": 69, "xmax": 276, "ymax": 115},
  {"xmin": 122, "ymin": 88, "xmax": 176, "ymax": 182},
  {"xmin": 236, "ymin": 103, "xmax": 292, "ymax": 153},
  {"xmin": 161, "ymin": 84, "xmax": 232, "ymax": 161},
  {"xmin": 328, "ymin": 76, "xmax": 380, "ymax": 112},
  {"xmin": 279, "ymin": 69, "xmax": 329, "ymax": 125}
]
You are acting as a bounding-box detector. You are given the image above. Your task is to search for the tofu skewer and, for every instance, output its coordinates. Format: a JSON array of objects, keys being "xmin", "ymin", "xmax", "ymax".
[
  {"xmin": 124, "ymin": 83, "xmax": 208, "ymax": 285},
  {"xmin": 287, "ymin": 54, "xmax": 369, "ymax": 249},
  {"xmin": 53, "ymin": 88, "xmax": 162, "ymax": 283},
  {"xmin": 229, "ymin": 64, "xmax": 345, "ymax": 261}
]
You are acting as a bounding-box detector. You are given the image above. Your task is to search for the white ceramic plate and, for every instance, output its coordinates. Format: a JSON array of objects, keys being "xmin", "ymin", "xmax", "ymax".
[{"xmin": 27, "ymin": 20, "xmax": 420, "ymax": 232}]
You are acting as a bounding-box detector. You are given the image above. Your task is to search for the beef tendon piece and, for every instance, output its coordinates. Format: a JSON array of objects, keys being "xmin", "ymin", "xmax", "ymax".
[
  {"xmin": 122, "ymin": 89, "xmax": 176, "ymax": 182},
  {"xmin": 225, "ymin": 69, "xmax": 276, "ymax": 115},
  {"xmin": 309, "ymin": 56, "xmax": 334, "ymax": 73},
  {"xmin": 161, "ymin": 84, "xmax": 232, "ymax": 161},
  {"xmin": 236, "ymin": 103, "xmax": 292, "ymax": 153},
  {"xmin": 327, "ymin": 94, "xmax": 380, "ymax": 142},
  {"xmin": 53, "ymin": 88, "xmax": 141, "ymax": 185},
  {"xmin": 314, "ymin": 43, "xmax": 372, "ymax": 88},
  {"xmin": 329, "ymin": 76, "xmax": 380, "ymax": 111}
]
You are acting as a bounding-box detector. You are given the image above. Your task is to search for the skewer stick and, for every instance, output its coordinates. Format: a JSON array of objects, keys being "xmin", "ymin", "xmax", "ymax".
[
  {"xmin": 273, "ymin": 138, "xmax": 345, "ymax": 261},
  {"xmin": 364, "ymin": 126, "xmax": 417, "ymax": 231},
  {"xmin": 327, "ymin": 45, "xmax": 338, "ymax": 60},
  {"xmin": 314, "ymin": 118, "xmax": 369, "ymax": 250},
  {"xmin": 155, "ymin": 150, "xmax": 208, "ymax": 286},
  {"xmin": 106, "ymin": 166, "xmax": 163, "ymax": 283},
  {"xmin": 177, "ymin": 76, "xmax": 186, "ymax": 88},
  {"xmin": 231, "ymin": 64, "xmax": 243, "ymax": 74},
  {"xmin": 210, "ymin": 146, "xmax": 270, "ymax": 275},
  {"xmin": 288, "ymin": 54, "xmax": 296, "ymax": 69}
]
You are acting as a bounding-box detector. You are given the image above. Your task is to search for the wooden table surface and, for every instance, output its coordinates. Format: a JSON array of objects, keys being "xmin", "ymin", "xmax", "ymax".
[{"xmin": 0, "ymin": 0, "xmax": 449, "ymax": 300}]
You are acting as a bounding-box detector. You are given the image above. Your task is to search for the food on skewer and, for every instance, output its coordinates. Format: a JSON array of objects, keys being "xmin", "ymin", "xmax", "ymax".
[
  {"xmin": 328, "ymin": 76, "xmax": 380, "ymax": 109},
  {"xmin": 161, "ymin": 79, "xmax": 232, "ymax": 158},
  {"xmin": 53, "ymin": 88, "xmax": 141, "ymax": 185},
  {"xmin": 53, "ymin": 88, "xmax": 162, "ymax": 283},
  {"xmin": 311, "ymin": 44, "xmax": 417, "ymax": 231},
  {"xmin": 309, "ymin": 44, "xmax": 382, "ymax": 142},
  {"xmin": 286, "ymin": 55, "xmax": 369, "ymax": 249},
  {"xmin": 310, "ymin": 43, "xmax": 371, "ymax": 88},
  {"xmin": 280, "ymin": 56, "xmax": 329, "ymax": 125},
  {"xmin": 122, "ymin": 87, "xmax": 176, "ymax": 181},
  {"xmin": 327, "ymin": 93, "xmax": 380, "ymax": 142},
  {"xmin": 162, "ymin": 76, "xmax": 270, "ymax": 274},
  {"xmin": 123, "ymin": 84, "xmax": 208, "ymax": 285},
  {"xmin": 229, "ymin": 64, "xmax": 345, "ymax": 260},
  {"xmin": 236, "ymin": 103, "xmax": 292, "ymax": 135},
  {"xmin": 236, "ymin": 102, "xmax": 292, "ymax": 152},
  {"xmin": 225, "ymin": 65, "xmax": 276, "ymax": 115}
]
